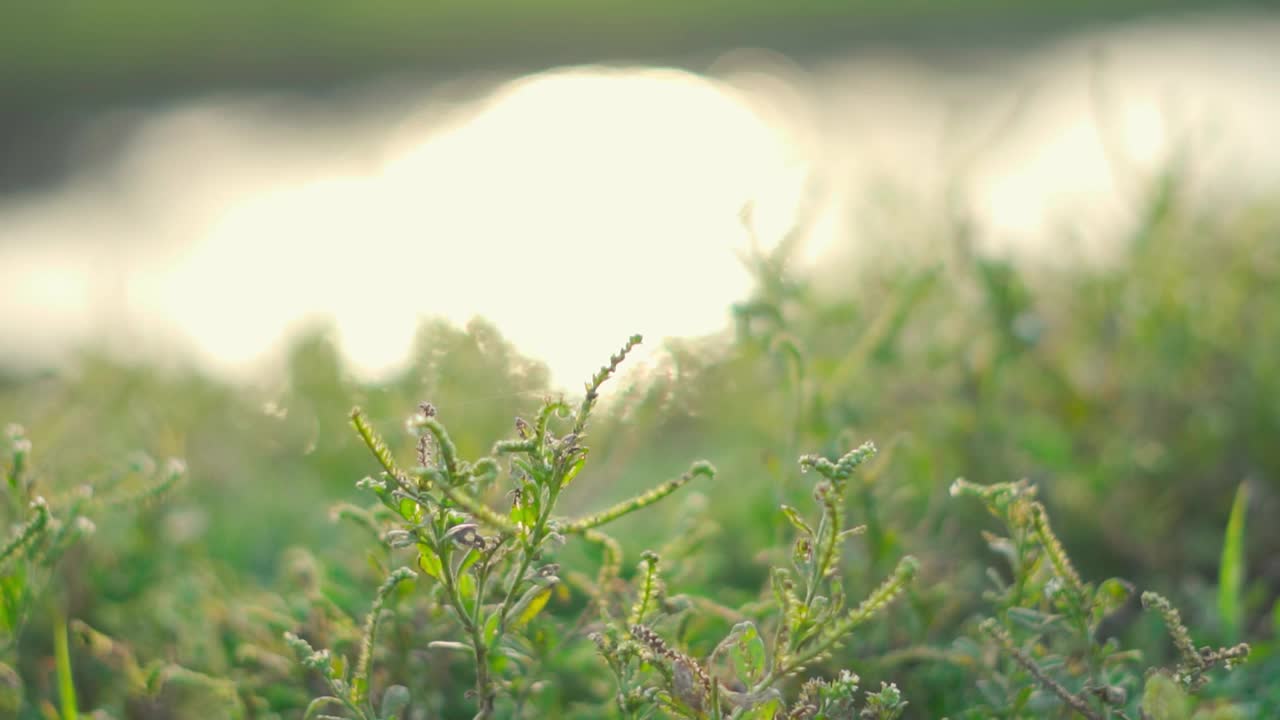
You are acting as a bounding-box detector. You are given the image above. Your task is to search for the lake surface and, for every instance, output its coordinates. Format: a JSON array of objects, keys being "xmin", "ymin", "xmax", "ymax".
[{"xmin": 2, "ymin": 11, "xmax": 1277, "ymax": 389}]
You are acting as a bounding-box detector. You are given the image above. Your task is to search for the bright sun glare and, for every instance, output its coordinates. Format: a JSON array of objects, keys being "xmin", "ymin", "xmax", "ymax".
[
  {"xmin": 3, "ymin": 17, "xmax": 1278, "ymax": 387},
  {"xmin": 5, "ymin": 67, "xmax": 809, "ymax": 388}
]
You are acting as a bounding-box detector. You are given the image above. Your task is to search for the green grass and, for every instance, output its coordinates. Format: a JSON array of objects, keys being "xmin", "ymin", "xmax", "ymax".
[
  {"xmin": 53, "ymin": 614, "xmax": 77, "ymax": 720},
  {"xmin": 0, "ymin": 172, "xmax": 1277, "ymax": 717},
  {"xmin": 1219, "ymin": 482, "xmax": 1248, "ymax": 645}
]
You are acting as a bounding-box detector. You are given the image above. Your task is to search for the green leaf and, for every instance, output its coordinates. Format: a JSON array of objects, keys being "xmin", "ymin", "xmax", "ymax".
[
  {"xmin": 483, "ymin": 612, "xmax": 501, "ymax": 648},
  {"xmin": 457, "ymin": 573, "xmax": 477, "ymax": 616},
  {"xmin": 779, "ymin": 505, "xmax": 813, "ymax": 537},
  {"xmin": 397, "ymin": 497, "xmax": 420, "ymax": 523},
  {"xmin": 416, "ymin": 545, "xmax": 443, "ymax": 581},
  {"xmin": 457, "ymin": 548, "xmax": 481, "ymax": 576},
  {"xmin": 1093, "ymin": 577, "xmax": 1138, "ymax": 639},
  {"xmin": 143, "ymin": 663, "xmax": 165, "ymax": 694},
  {"xmin": 511, "ymin": 585, "xmax": 553, "ymax": 630},
  {"xmin": 1218, "ymin": 481, "xmax": 1248, "ymax": 643},
  {"xmin": 0, "ymin": 568, "xmax": 27, "ymax": 632},
  {"xmin": 1011, "ymin": 685, "xmax": 1033, "ymax": 713},
  {"xmin": 561, "ymin": 456, "xmax": 586, "ymax": 489},
  {"xmin": 504, "ymin": 497, "xmax": 529, "ymax": 530},
  {"xmin": 1095, "ymin": 578, "xmax": 1134, "ymax": 615},
  {"xmin": 713, "ymin": 621, "xmax": 768, "ymax": 686},
  {"xmin": 509, "ymin": 493, "xmax": 538, "ymax": 529}
]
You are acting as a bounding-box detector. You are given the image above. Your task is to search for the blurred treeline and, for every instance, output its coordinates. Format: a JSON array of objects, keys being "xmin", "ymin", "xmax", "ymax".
[
  {"xmin": 2, "ymin": 168, "xmax": 1279, "ymax": 715},
  {"xmin": 0, "ymin": 1, "xmax": 1256, "ymax": 194},
  {"xmin": 3, "ymin": 1, "xmax": 1230, "ymax": 97}
]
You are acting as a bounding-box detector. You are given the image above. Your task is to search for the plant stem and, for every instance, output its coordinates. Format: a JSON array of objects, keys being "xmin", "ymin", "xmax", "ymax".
[{"xmin": 434, "ymin": 520, "xmax": 493, "ymax": 719}]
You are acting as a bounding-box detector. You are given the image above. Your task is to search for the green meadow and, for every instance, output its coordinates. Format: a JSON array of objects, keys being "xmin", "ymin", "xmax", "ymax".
[{"xmin": 3, "ymin": 165, "xmax": 1278, "ymax": 718}]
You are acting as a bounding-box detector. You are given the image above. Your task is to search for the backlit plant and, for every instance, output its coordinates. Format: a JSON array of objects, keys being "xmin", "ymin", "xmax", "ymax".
[
  {"xmin": 289, "ymin": 336, "xmax": 721, "ymax": 719},
  {"xmin": 1, "ymin": 422, "xmax": 185, "ymax": 716},
  {"xmin": 589, "ymin": 441, "xmax": 918, "ymax": 719},
  {"xmin": 952, "ymin": 478, "xmax": 1250, "ymax": 719}
]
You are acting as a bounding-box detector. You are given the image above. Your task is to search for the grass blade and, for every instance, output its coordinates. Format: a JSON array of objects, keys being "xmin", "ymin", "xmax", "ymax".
[
  {"xmin": 1218, "ymin": 481, "xmax": 1248, "ymax": 643},
  {"xmin": 54, "ymin": 613, "xmax": 78, "ymax": 720}
]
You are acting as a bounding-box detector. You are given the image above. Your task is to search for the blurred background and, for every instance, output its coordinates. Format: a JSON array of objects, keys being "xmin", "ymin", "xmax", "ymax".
[
  {"xmin": 5, "ymin": 3, "xmax": 1279, "ymax": 383},
  {"xmin": 3, "ymin": 2, "xmax": 1280, "ymax": 717}
]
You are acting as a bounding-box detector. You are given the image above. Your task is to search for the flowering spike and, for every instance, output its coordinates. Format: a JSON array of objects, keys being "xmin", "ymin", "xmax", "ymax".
[{"xmin": 562, "ymin": 462, "xmax": 714, "ymax": 533}]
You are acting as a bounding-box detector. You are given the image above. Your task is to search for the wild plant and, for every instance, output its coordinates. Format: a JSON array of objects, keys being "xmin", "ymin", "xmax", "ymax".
[
  {"xmin": 589, "ymin": 441, "xmax": 918, "ymax": 719},
  {"xmin": 951, "ymin": 478, "xmax": 1250, "ymax": 719},
  {"xmin": 70, "ymin": 618, "xmax": 246, "ymax": 717},
  {"xmin": 0, "ymin": 422, "xmax": 184, "ymax": 713},
  {"xmin": 72, "ymin": 540, "xmax": 393, "ymax": 717},
  {"xmin": 288, "ymin": 336, "xmax": 721, "ymax": 719}
]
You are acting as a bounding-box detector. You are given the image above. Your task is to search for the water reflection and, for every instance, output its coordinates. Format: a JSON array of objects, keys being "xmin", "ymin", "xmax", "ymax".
[{"xmin": 2, "ymin": 12, "xmax": 1277, "ymax": 387}]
